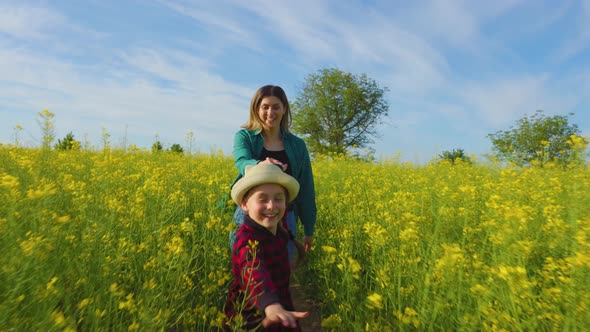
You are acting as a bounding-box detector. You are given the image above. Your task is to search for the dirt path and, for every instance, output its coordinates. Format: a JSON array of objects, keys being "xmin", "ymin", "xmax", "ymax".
[{"xmin": 290, "ymin": 281, "xmax": 322, "ymax": 331}]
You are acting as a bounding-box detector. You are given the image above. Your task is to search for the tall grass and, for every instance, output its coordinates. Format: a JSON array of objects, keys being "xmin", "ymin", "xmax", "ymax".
[{"xmin": 1, "ymin": 146, "xmax": 589, "ymax": 331}]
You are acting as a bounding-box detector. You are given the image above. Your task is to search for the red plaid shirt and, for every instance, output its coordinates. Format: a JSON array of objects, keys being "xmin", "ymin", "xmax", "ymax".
[{"xmin": 224, "ymin": 215, "xmax": 299, "ymax": 331}]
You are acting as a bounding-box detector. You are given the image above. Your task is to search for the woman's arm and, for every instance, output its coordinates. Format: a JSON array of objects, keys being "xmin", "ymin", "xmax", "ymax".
[
  {"xmin": 233, "ymin": 130, "xmax": 260, "ymax": 175},
  {"xmin": 295, "ymin": 141, "xmax": 317, "ymax": 240}
]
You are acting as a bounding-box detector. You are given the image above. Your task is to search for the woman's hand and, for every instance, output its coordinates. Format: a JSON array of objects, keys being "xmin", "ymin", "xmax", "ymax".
[
  {"xmin": 304, "ymin": 236, "xmax": 313, "ymax": 252},
  {"xmin": 261, "ymin": 157, "xmax": 288, "ymax": 172},
  {"xmin": 262, "ymin": 303, "xmax": 308, "ymax": 328}
]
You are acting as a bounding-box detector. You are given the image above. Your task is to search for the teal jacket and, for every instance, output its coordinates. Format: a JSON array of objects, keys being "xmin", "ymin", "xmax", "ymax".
[{"xmin": 232, "ymin": 128, "xmax": 317, "ymax": 236}]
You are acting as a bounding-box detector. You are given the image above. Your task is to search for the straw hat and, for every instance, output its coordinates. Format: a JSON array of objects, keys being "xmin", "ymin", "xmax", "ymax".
[{"xmin": 231, "ymin": 163, "xmax": 300, "ymax": 204}]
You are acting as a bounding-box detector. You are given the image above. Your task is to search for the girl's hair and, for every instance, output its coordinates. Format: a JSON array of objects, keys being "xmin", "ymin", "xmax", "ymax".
[
  {"xmin": 277, "ymin": 221, "xmax": 306, "ymax": 268},
  {"xmin": 242, "ymin": 85, "xmax": 292, "ymax": 133}
]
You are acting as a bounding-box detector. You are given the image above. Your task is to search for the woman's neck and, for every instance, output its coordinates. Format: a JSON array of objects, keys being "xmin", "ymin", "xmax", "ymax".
[
  {"xmin": 262, "ymin": 127, "xmax": 281, "ymax": 142},
  {"xmin": 262, "ymin": 128, "xmax": 284, "ymax": 151}
]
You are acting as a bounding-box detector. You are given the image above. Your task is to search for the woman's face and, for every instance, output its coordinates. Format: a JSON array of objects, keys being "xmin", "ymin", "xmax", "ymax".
[{"xmin": 258, "ymin": 96, "xmax": 284, "ymax": 131}]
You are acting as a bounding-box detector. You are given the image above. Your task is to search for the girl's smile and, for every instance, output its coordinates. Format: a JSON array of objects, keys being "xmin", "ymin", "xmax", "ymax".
[{"xmin": 241, "ymin": 183, "xmax": 287, "ymax": 234}]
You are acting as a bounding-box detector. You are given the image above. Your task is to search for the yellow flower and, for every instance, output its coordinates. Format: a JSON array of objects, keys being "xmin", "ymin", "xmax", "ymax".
[
  {"xmin": 78, "ymin": 298, "xmax": 92, "ymax": 310},
  {"xmin": 43, "ymin": 109, "xmax": 54, "ymax": 117},
  {"xmin": 0, "ymin": 173, "xmax": 20, "ymax": 190},
  {"xmin": 118, "ymin": 293, "xmax": 136, "ymax": 311},
  {"xmin": 470, "ymin": 284, "xmax": 490, "ymax": 297},
  {"xmin": 56, "ymin": 215, "xmax": 71, "ymax": 223},
  {"xmin": 395, "ymin": 307, "xmax": 420, "ymax": 328},
  {"xmin": 46, "ymin": 277, "xmax": 58, "ymax": 291},
  {"xmin": 322, "ymin": 245, "xmax": 337, "ymax": 253},
  {"xmin": 206, "ymin": 215, "xmax": 221, "ymax": 229},
  {"xmin": 109, "ymin": 283, "xmax": 121, "ymax": 295},
  {"xmin": 337, "ymin": 256, "xmax": 361, "ymax": 279},
  {"xmin": 165, "ymin": 236, "xmax": 184, "ymax": 256},
  {"xmin": 143, "ymin": 278, "xmax": 158, "ymax": 290},
  {"xmin": 248, "ymin": 239, "xmax": 259, "ymax": 250},
  {"xmin": 26, "ymin": 182, "xmax": 57, "ymax": 199},
  {"xmin": 366, "ymin": 292, "xmax": 383, "ymax": 310},
  {"xmin": 321, "ymin": 314, "xmax": 342, "ymax": 329},
  {"xmin": 51, "ymin": 310, "xmax": 65, "ymax": 326},
  {"xmin": 19, "ymin": 232, "xmax": 44, "ymax": 256}
]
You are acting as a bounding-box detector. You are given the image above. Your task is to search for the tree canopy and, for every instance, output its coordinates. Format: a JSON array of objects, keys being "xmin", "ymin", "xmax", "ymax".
[
  {"xmin": 55, "ymin": 132, "xmax": 79, "ymax": 151},
  {"xmin": 487, "ymin": 110, "xmax": 588, "ymax": 167},
  {"xmin": 439, "ymin": 148, "xmax": 472, "ymax": 165},
  {"xmin": 291, "ymin": 68, "xmax": 389, "ymax": 156}
]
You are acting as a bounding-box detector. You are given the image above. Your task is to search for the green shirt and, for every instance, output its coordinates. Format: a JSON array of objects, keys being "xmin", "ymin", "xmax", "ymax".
[{"xmin": 232, "ymin": 128, "xmax": 317, "ymax": 236}]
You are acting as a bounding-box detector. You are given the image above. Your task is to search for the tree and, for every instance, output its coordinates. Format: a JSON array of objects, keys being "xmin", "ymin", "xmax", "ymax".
[
  {"xmin": 152, "ymin": 141, "xmax": 163, "ymax": 153},
  {"xmin": 291, "ymin": 68, "xmax": 389, "ymax": 155},
  {"xmin": 169, "ymin": 143, "xmax": 184, "ymax": 154},
  {"xmin": 439, "ymin": 148, "xmax": 471, "ymax": 165},
  {"xmin": 487, "ymin": 110, "xmax": 588, "ymax": 167},
  {"xmin": 55, "ymin": 131, "xmax": 79, "ymax": 151}
]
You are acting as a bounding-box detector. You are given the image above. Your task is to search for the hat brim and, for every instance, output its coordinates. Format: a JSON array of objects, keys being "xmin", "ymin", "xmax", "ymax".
[{"xmin": 231, "ymin": 164, "xmax": 300, "ymax": 205}]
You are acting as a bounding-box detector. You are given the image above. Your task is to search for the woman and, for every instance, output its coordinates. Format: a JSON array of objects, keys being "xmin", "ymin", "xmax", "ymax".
[{"xmin": 231, "ymin": 85, "xmax": 316, "ymax": 256}]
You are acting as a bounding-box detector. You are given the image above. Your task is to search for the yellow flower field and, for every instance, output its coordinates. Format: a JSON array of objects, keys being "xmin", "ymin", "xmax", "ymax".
[{"xmin": 0, "ymin": 146, "xmax": 588, "ymax": 331}]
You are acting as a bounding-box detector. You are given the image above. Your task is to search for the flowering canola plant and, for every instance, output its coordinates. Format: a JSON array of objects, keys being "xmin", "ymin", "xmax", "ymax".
[
  {"xmin": 0, "ymin": 145, "xmax": 588, "ymax": 331},
  {"xmin": 306, "ymin": 155, "xmax": 589, "ymax": 331},
  {"xmin": 0, "ymin": 145, "xmax": 234, "ymax": 331}
]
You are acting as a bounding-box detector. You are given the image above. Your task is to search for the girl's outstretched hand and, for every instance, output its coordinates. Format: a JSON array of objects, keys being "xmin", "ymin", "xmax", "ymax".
[{"xmin": 262, "ymin": 303, "xmax": 308, "ymax": 328}]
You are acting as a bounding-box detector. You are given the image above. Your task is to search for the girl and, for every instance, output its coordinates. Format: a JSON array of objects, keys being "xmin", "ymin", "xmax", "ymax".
[{"xmin": 225, "ymin": 163, "xmax": 307, "ymax": 331}]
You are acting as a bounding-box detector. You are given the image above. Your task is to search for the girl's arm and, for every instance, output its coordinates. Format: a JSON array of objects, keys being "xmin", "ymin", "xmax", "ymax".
[
  {"xmin": 262, "ymin": 303, "xmax": 308, "ymax": 328},
  {"xmin": 237, "ymin": 244, "xmax": 280, "ymax": 311}
]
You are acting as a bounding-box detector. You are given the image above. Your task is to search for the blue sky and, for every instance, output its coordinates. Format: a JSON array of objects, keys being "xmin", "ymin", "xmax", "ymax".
[{"xmin": 1, "ymin": 0, "xmax": 589, "ymax": 163}]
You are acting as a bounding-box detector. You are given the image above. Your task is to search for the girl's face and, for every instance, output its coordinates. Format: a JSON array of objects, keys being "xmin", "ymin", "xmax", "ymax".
[
  {"xmin": 241, "ymin": 183, "xmax": 287, "ymax": 234},
  {"xmin": 258, "ymin": 96, "xmax": 285, "ymax": 131}
]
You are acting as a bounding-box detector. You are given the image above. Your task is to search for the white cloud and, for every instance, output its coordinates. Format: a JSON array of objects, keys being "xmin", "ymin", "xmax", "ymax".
[
  {"xmin": 0, "ymin": 40, "xmax": 255, "ymax": 151},
  {"xmin": 456, "ymin": 71, "xmax": 586, "ymax": 133},
  {"xmin": 119, "ymin": 48, "xmax": 210, "ymax": 85},
  {"xmin": 0, "ymin": 3, "xmax": 64, "ymax": 39},
  {"xmin": 237, "ymin": 0, "xmax": 344, "ymax": 61},
  {"xmin": 458, "ymin": 75, "xmax": 549, "ymax": 127},
  {"xmin": 163, "ymin": 0, "xmax": 453, "ymax": 99},
  {"xmin": 406, "ymin": 0, "xmax": 480, "ymax": 48},
  {"xmin": 160, "ymin": 0, "xmax": 263, "ymax": 53},
  {"xmin": 555, "ymin": 0, "xmax": 590, "ymax": 61}
]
